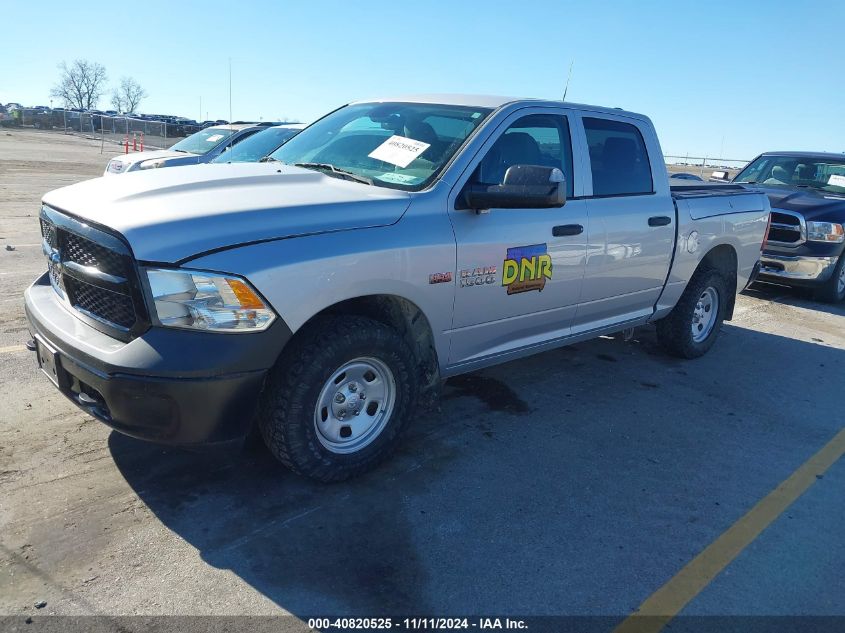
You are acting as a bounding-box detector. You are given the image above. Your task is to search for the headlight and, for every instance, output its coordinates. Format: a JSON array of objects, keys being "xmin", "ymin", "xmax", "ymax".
[
  {"xmin": 806, "ymin": 221, "xmax": 845, "ymax": 243},
  {"xmin": 138, "ymin": 158, "xmax": 166, "ymax": 170},
  {"xmin": 145, "ymin": 268, "xmax": 276, "ymax": 332}
]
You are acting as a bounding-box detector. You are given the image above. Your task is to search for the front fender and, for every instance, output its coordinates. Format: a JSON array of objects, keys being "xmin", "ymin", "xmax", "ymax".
[{"xmin": 186, "ymin": 213, "xmax": 456, "ymax": 370}]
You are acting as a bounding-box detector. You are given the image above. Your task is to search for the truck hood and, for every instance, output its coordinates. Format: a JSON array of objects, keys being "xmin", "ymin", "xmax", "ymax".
[
  {"xmin": 108, "ymin": 149, "xmax": 194, "ymax": 168},
  {"xmin": 755, "ymin": 185, "xmax": 845, "ymax": 223},
  {"xmin": 42, "ymin": 163, "xmax": 411, "ymax": 263}
]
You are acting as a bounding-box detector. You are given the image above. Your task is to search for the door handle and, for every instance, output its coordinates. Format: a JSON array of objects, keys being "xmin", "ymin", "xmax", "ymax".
[
  {"xmin": 552, "ymin": 224, "xmax": 584, "ymax": 236},
  {"xmin": 648, "ymin": 216, "xmax": 672, "ymax": 227}
]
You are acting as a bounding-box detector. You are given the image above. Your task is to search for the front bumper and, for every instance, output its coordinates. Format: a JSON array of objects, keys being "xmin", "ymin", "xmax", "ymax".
[
  {"xmin": 758, "ymin": 253, "xmax": 838, "ymax": 286},
  {"xmin": 25, "ymin": 273, "xmax": 291, "ymax": 445}
]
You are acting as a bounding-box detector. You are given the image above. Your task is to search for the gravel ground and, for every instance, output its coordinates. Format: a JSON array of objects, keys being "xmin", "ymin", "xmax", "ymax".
[{"xmin": 0, "ymin": 129, "xmax": 842, "ymax": 624}]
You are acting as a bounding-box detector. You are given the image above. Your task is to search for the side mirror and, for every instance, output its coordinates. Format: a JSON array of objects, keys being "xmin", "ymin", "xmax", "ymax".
[
  {"xmin": 461, "ymin": 165, "xmax": 567, "ymax": 211},
  {"xmin": 709, "ymin": 170, "xmax": 731, "ymax": 182}
]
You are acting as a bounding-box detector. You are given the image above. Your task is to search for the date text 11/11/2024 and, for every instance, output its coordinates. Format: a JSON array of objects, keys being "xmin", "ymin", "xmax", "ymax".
[{"xmin": 306, "ymin": 617, "xmax": 528, "ymax": 630}]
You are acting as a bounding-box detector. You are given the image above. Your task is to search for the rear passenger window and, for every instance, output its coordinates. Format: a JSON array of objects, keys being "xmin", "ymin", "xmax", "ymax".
[
  {"xmin": 584, "ymin": 117, "xmax": 653, "ymax": 196},
  {"xmin": 473, "ymin": 114, "xmax": 574, "ymax": 198}
]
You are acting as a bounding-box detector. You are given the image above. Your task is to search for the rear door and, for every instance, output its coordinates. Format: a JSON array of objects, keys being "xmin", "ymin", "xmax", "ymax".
[
  {"xmin": 571, "ymin": 114, "xmax": 675, "ymax": 332},
  {"xmin": 446, "ymin": 107, "xmax": 589, "ymax": 366}
]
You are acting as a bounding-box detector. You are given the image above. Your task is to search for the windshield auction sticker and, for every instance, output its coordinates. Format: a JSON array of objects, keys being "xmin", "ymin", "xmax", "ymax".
[
  {"xmin": 828, "ymin": 174, "xmax": 845, "ymax": 187},
  {"xmin": 368, "ymin": 135, "xmax": 430, "ymax": 168}
]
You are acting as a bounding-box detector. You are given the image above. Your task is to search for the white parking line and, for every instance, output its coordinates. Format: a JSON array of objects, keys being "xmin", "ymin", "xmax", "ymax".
[{"xmin": 0, "ymin": 345, "xmax": 27, "ymax": 355}]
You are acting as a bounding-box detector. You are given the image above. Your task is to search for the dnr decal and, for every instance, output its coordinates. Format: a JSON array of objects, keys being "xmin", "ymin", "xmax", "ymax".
[{"xmin": 502, "ymin": 243, "xmax": 553, "ymax": 295}]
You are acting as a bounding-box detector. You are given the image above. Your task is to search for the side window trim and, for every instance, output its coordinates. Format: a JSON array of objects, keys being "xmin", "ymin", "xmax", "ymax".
[
  {"xmin": 470, "ymin": 113, "xmax": 574, "ymax": 195},
  {"xmin": 581, "ymin": 114, "xmax": 655, "ymax": 198},
  {"xmin": 448, "ymin": 106, "xmax": 584, "ymax": 210}
]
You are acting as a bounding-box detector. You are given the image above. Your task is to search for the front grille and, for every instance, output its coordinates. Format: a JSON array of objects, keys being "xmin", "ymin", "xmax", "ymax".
[
  {"xmin": 65, "ymin": 277, "xmax": 136, "ymax": 329},
  {"xmin": 39, "ymin": 206, "xmax": 146, "ymax": 340},
  {"xmin": 64, "ymin": 232, "xmax": 128, "ymax": 277},
  {"xmin": 40, "ymin": 219, "xmax": 57, "ymax": 247},
  {"xmin": 767, "ymin": 210, "xmax": 804, "ymax": 245}
]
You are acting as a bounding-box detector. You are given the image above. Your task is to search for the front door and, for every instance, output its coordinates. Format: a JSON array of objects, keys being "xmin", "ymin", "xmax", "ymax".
[{"xmin": 446, "ymin": 109, "xmax": 588, "ymax": 367}]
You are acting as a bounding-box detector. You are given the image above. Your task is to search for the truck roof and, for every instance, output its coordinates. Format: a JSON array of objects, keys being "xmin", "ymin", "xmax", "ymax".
[
  {"xmin": 352, "ymin": 94, "xmax": 648, "ymax": 121},
  {"xmin": 206, "ymin": 123, "xmax": 262, "ymax": 132},
  {"xmin": 760, "ymin": 151, "xmax": 845, "ymax": 160}
]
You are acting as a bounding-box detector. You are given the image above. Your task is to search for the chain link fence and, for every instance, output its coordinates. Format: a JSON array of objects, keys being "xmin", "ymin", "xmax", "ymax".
[
  {"xmin": 664, "ymin": 155, "xmax": 750, "ymax": 179},
  {"xmin": 5, "ymin": 108, "xmax": 206, "ymax": 149}
]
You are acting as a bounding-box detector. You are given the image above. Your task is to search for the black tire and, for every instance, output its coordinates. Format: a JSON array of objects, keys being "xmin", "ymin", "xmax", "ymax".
[
  {"xmin": 656, "ymin": 268, "xmax": 729, "ymax": 359},
  {"xmin": 258, "ymin": 315, "xmax": 419, "ymax": 482},
  {"xmin": 814, "ymin": 255, "xmax": 845, "ymax": 303}
]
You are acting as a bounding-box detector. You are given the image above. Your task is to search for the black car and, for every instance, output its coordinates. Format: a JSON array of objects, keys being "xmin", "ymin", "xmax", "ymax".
[
  {"xmin": 669, "ymin": 172, "xmax": 703, "ymax": 181},
  {"xmin": 210, "ymin": 123, "xmax": 303, "ymax": 163},
  {"xmin": 722, "ymin": 152, "xmax": 845, "ymax": 302}
]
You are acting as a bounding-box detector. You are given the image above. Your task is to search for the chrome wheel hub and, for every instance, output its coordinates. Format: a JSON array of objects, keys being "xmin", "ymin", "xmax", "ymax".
[
  {"xmin": 314, "ymin": 357, "xmax": 396, "ymax": 454},
  {"xmin": 691, "ymin": 286, "xmax": 719, "ymax": 343}
]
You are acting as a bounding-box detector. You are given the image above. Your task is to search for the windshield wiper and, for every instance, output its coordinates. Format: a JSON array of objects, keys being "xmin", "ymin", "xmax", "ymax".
[
  {"xmin": 293, "ymin": 162, "xmax": 373, "ymax": 185},
  {"xmin": 259, "ymin": 156, "xmax": 279, "ymax": 163},
  {"xmin": 171, "ymin": 149, "xmax": 188, "ymax": 153}
]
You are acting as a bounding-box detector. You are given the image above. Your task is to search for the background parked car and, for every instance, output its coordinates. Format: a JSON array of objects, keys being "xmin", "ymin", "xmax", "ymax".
[
  {"xmin": 720, "ymin": 152, "xmax": 845, "ymax": 302},
  {"xmin": 104, "ymin": 123, "xmax": 272, "ymax": 175},
  {"xmin": 210, "ymin": 123, "xmax": 305, "ymax": 163}
]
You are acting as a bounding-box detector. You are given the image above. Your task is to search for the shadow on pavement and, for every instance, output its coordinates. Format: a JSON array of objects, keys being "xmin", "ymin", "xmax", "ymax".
[
  {"xmin": 109, "ymin": 321, "xmax": 845, "ymax": 617},
  {"xmin": 745, "ymin": 281, "xmax": 845, "ymax": 318}
]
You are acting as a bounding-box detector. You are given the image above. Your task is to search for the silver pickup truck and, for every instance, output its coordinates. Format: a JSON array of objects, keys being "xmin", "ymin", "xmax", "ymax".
[{"xmin": 25, "ymin": 95, "xmax": 770, "ymax": 481}]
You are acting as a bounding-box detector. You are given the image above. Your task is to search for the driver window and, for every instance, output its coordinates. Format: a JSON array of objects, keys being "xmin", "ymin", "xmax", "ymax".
[{"xmin": 472, "ymin": 114, "xmax": 573, "ymax": 197}]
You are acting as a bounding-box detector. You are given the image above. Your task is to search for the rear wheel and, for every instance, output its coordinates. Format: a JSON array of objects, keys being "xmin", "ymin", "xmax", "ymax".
[
  {"xmin": 656, "ymin": 268, "xmax": 729, "ymax": 359},
  {"xmin": 258, "ymin": 315, "xmax": 419, "ymax": 482},
  {"xmin": 814, "ymin": 255, "xmax": 845, "ymax": 303}
]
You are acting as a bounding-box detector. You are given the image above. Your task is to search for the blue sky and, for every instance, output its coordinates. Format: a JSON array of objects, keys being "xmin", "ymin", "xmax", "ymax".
[{"xmin": 4, "ymin": 0, "xmax": 842, "ymax": 160}]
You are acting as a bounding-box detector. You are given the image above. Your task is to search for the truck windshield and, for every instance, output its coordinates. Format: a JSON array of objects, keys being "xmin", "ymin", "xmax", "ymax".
[
  {"xmin": 269, "ymin": 102, "xmax": 493, "ymax": 190},
  {"xmin": 212, "ymin": 127, "xmax": 300, "ymax": 163},
  {"xmin": 735, "ymin": 155, "xmax": 845, "ymax": 194},
  {"xmin": 170, "ymin": 128, "xmax": 237, "ymax": 155}
]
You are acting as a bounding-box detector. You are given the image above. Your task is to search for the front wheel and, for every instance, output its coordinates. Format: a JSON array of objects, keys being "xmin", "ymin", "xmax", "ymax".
[
  {"xmin": 258, "ymin": 315, "xmax": 419, "ymax": 482},
  {"xmin": 656, "ymin": 268, "xmax": 729, "ymax": 359}
]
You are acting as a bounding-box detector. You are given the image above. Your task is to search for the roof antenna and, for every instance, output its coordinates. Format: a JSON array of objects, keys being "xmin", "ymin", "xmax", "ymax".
[
  {"xmin": 228, "ymin": 57, "xmax": 233, "ymax": 128},
  {"xmin": 562, "ymin": 60, "xmax": 574, "ymax": 102}
]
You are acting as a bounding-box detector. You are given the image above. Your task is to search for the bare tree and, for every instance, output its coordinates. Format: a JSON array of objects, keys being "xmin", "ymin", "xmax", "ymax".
[
  {"xmin": 50, "ymin": 60, "xmax": 108, "ymax": 110},
  {"xmin": 111, "ymin": 77, "xmax": 148, "ymax": 114}
]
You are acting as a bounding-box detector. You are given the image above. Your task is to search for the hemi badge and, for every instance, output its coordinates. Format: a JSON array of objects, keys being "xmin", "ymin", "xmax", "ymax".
[{"xmin": 429, "ymin": 272, "xmax": 453, "ymax": 284}]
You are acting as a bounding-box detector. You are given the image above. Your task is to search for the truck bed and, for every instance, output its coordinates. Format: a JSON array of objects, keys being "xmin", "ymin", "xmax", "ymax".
[
  {"xmin": 671, "ymin": 183, "xmax": 767, "ymax": 221},
  {"xmin": 670, "ymin": 182, "xmax": 754, "ymax": 199}
]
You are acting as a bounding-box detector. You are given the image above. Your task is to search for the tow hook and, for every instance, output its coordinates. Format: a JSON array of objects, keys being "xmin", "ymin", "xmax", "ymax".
[
  {"xmin": 77, "ymin": 392, "xmax": 99, "ymax": 406},
  {"xmin": 25, "ymin": 339, "xmax": 37, "ymax": 352}
]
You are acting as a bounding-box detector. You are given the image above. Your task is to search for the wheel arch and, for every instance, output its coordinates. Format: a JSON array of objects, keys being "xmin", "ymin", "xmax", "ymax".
[
  {"xmin": 697, "ymin": 243, "xmax": 738, "ymax": 319},
  {"xmin": 291, "ymin": 293, "xmax": 441, "ymax": 406}
]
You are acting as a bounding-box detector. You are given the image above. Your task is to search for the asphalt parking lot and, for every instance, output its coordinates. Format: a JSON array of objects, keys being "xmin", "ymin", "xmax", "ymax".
[{"xmin": 1, "ymin": 130, "xmax": 843, "ymax": 626}]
